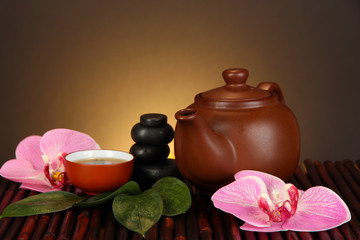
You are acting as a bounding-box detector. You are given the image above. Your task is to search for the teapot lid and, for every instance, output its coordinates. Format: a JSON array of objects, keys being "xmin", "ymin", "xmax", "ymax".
[{"xmin": 200, "ymin": 68, "xmax": 271, "ymax": 101}]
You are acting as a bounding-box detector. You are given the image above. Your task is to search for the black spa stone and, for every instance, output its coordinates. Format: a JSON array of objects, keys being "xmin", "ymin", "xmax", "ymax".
[
  {"xmin": 130, "ymin": 144, "xmax": 170, "ymax": 164},
  {"xmin": 140, "ymin": 113, "xmax": 168, "ymax": 127},
  {"xmin": 131, "ymin": 123, "xmax": 174, "ymax": 145},
  {"xmin": 131, "ymin": 158, "xmax": 181, "ymax": 190}
]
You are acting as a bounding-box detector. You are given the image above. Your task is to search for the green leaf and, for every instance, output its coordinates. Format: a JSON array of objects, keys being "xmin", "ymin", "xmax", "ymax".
[
  {"xmin": 0, "ymin": 191, "xmax": 85, "ymax": 218},
  {"xmin": 112, "ymin": 189, "xmax": 163, "ymax": 237},
  {"xmin": 74, "ymin": 181, "xmax": 141, "ymax": 208},
  {"xmin": 151, "ymin": 177, "xmax": 191, "ymax": 216}
]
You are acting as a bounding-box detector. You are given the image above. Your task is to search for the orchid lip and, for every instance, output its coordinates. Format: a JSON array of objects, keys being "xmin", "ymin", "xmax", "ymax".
[{"xmin": 258, "ymin": 183, "xmax": 299, "ymax": 223}]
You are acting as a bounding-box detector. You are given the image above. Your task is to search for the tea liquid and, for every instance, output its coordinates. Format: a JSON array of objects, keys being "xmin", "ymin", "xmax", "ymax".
[{"xmin": 75, "ymin": 158, "xmax": 127, "ymax": 165}]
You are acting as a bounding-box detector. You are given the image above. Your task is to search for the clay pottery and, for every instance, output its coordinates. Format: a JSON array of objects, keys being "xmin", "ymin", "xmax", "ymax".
[
  {"xmin": 64, "ymin": 150, "xmax": 134, "ymax": 195},
  {"xmin": 174, "ymin": 68, "xmax": 300, "ymax": 192}
]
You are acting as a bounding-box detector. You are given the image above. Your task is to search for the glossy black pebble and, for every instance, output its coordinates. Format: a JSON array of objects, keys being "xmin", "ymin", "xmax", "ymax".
[
  {"xmin": 130, "ymin": 144, "xmax": 170, "ymax": 164},
  {"xmin": 140, "ymin": 113, "xmax": 167, "ymax": 127},
  {"xmin": 131, "ymin": 123, "xmax": 174, "ymax": 145},
  {"xmin": 131, "ymin": 159, "xmax": 181, "ymax": 190}
]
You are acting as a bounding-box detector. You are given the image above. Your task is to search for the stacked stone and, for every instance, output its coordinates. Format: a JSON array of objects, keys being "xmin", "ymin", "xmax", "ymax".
[{"xmin": 130, "ymin": 113, "xmax": 180, "ymax": 190}]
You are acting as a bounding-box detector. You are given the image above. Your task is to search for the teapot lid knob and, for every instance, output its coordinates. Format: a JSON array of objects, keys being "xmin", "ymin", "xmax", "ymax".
[
  {"xmin": 222, "ymin": 68, "xmax": 249, "ymax": 85},
  {"xmin": 199, "ymin": 67, "xmax": 271, "ymax": 102}
]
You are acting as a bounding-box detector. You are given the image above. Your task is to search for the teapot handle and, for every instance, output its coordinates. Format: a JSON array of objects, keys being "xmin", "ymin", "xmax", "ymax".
[{"xmin": 257, "ymin": 82, "xmax": 285, "ymax": 104}]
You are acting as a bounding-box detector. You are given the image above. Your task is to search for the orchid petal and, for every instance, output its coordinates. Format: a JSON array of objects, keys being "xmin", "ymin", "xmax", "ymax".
[
  {"xmin": 240, "ymin": 222, "xmax": 286, "ymax": 232},
  {"xmin": 298, "ymin": 189, "xmax": 304, "ymax": 199},
  {"xmin": 40, "ymin": 128, "xmax": 100, "ymax": 164},
  {"xmin": 0, "ymin": 159, "xmax": 49, "ymax": 186},
  {"xmin": 283, "ymin": 186, "xmax": 351, "ymax": 231},
  {"xmin": 15, "ymin": 136, "xmax": 43, "ymax": 170},
  {"xmin": 212, "ymin": 176, "xmax": 271, "ymax": 227},
  {"xmin": 235, "ymin": 170, "xmax": 286, "ymax": 203},
  {"xmin": 20, "ymin": 182, "xmax": 57, "ymax": 192}
]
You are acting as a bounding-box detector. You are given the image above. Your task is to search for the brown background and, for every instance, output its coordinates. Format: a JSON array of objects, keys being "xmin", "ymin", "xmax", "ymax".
[{"xmin": 1, "ymin": 1, "xmax": 359, "ymax": 166}]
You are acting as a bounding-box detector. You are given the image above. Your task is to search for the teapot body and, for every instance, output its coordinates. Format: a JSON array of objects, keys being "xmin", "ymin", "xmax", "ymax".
[{"xmin": 174, "ymin": 69, "xmax": 300, "ymax": 192}]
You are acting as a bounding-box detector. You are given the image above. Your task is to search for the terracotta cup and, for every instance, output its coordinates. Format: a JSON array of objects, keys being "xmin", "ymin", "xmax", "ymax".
[{"xmin": 64, "ymin": 150, "xmax": 134, "ymax": 195}]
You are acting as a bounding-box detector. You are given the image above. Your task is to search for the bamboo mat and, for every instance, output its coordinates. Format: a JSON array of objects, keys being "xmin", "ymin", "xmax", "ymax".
[{"xmin": 1, "ymin": 159, "xmax": 360, "ymax": 240}]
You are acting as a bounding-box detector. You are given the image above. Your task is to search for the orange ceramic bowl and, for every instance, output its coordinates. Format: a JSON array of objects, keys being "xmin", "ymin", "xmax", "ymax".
[{"xmin": 64, "ymin": 150, "xmax": 134, "ymax": 195}]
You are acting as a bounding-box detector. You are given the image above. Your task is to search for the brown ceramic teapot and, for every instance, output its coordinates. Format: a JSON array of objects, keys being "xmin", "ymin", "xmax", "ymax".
[{"xmin": 174, "ymin": 68, "xmax": 300, "ymax": 192}]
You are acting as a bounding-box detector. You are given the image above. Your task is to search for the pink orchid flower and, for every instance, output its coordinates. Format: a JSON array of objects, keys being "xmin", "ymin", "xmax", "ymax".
[
  {"xmin": 0, "ymin": 129, "xmax": 100, "ymax": 192},
  {"xmin": 211, "ymin": 170, "xmax": 351, "ymax": 232}
]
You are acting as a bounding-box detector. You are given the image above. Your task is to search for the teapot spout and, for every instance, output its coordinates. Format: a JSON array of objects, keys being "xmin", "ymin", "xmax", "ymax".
[
  {"xmin": 175, "ymin": 108, "xmax": 198, "ymax": 123},
  {"xmin": 174, "ymin": 109, "xmax": 236, "ymax": 189}
]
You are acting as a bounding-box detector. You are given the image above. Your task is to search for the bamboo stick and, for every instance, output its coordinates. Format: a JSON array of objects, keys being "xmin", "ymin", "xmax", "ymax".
[
  {"xmin": 30, "ymin": 214, "xmax": 51, "ymax": 240},
  {"xmin": 42, "ymin": 185, "xmax": 73, "ymax": 240},
  {"xmin": 116, "ymin": 223, "xmax": 128, "ymax": 240},
  {"xmin": 85, "ymin": 207, "xmax": 102, "ymax": 240},
  {"xmin": 326, "ymin": 229, "xmax": 344, "ymax": 240},
  {"xmin": 343, "ymin": 159, "xmax": 360, "ymax": 186},
  {"xmin": 17, "ymin": 215, "xmax": 39, "ymax": 240},
  {"xmin": 335, "ymin": 161, "xmax": 360, "ymax": 201},
  {"xmin": 244, "ymin": 230, "xmax": 256, "ymax": 240},
  {"xmin": 23, "ymin": 188, "xmax": 50, "ymax": 240},
  {"xmin": 339, "ymin": 225, "xmax": 357, "ymax": 240},
  {"xmin": 146, "ymin": 221, "xmax": 159, "ymax": 240},
  {"xmin": 314, "ymin": 161, "xmax": 341, "ymax": 195},
  {"xmin": 174, "ymin": 214, "xmax": 186, "ymax": 240},
  {"xmin": 55, "ymin": 185, "xmax": 79, "ymax": 240},
  {"xmin": 2, "ymin": 217, "xmax": 25, "ymax": 239},
  {"xmin": 0, "ymin": 181, "xmax": 19, "ymax": 213},
  {"xmin": 0, "ymin": 186, "xmax": 26, "ymax": 238},
  {"xmin": 316, "ymin": 231, "xmax": 331, "ymax": 240},
  {"xmin": 160, "ymin": 217, "xmax": 174, "ymax": 240},
  {"xmin": 222, "ymin": 212, "xmax": 241, "ymax": 240},
  {"xmin": 131, "ymin": 232, "xmax": 143, "ymax": 240},
  {"xmin": 258, "ymin": 232, "xmax": 269, "ymax": 240},
  {"xmin": 335, "ymin": 161, "xmax": 360, "ymax": 238},
  {"xmin": 0, "ymin": 178, "xmax": 10, "ymax": 200},
  {"xmin": 288, "ymin": 175, "xmax": 301, "ymax": 189},
  {"xmin": 314, "ymin": 161, "xmax": 355, "ymax": 239},
  {"xmin": 324, "ymin": 161, "xmax": 360, "ymax": 221},
  {"xmin": 186, "ymin": 193, "xmax": 199, "ymax": 240},
  {"xmin": 209, "ymin": 207, "xmax": 225, "ymax": 240},
  {"xmin": 71, "ymin": 210, "xmax": 90, "ymax": 240},
  {"xmin": 285, "ymin": 231, "xmax": 299, "ymax": 240},
  {"xmin": 42, "ymin": 212, "xmax": 64, "ymax": 240},
  {"xmin": 341, "ymin": 215, "xmax": 360, "ymax": 237},
  {"xmin": 303, "ymin": 160, "xmax": 322, "ymax": 185},
  {"xmin": 298, "ymin": 232, "xmax": 314, "ymax": 240},
  {"xmin": 303, "ymin": 159, "xmax": 323, "ymax": 186},
  {"xmin": 103, "ymin": 205, "xmax": 116, "ymax": 240},
  {"xmin": 1, "ymin": 188, "xmax": 31, "ymax": 239},
  {"xmin": 197, "ymin": 192, "xmax": 213, "ymax": 240},
  {"xmin": 294, "ymin": 166, "xmax": 312, "ymax": 190},
  {"xmin": 56, "ymin": 208, "xmax": 78, "ymax": 240},
  {"xmin": 10, "ymin": 188, "xmax": 28, "ymax": 203},
  {"xmin": 269, "ymin": 232, "xmax": 283, "ymax": 240}
]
